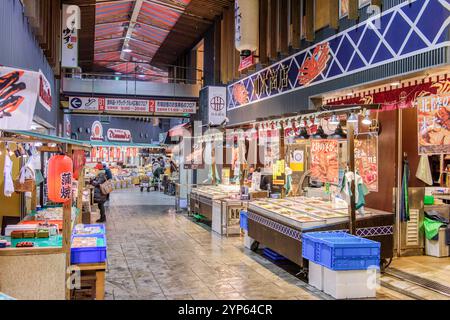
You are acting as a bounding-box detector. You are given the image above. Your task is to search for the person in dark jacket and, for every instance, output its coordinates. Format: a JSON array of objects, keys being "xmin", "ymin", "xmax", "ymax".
[
  {"xmin": 91, "ymin": 170, "xmax": 108, "ymax": 223},
  {"xmin": 103, "ymin": 162, "xmax": 113, "ymax": 180},
  {"xmin": 102, "ymin": 162, "xmax": 113, "ymax": 202}
]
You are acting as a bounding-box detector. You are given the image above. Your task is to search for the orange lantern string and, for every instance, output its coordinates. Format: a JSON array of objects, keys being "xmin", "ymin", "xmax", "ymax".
[{"xmin": 48, "ymin": 155, "xmax": 73, "ymax": 203}]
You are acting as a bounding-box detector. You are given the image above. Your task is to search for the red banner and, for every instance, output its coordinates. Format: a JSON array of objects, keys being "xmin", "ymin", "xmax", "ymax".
[
  {"xmin": 326, "ymin": 78, "xmax": 450, "ymax": 111},
  {"xmin": 72, "ymin": 150, "xmax": 86, "ymax": 180}
]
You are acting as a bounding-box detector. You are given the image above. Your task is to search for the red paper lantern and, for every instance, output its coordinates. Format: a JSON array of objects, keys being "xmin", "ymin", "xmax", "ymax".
[{"xmin": 48, "ymin": 155, "xmax": 73, "ymax": 203}]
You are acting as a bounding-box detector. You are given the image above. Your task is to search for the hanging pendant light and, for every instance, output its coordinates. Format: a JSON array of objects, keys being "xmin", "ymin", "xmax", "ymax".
[
  {"xmin": 299, "ymin": 118, "xmax": 306, "ymax": 128},
  {"xmin": 312, "ymin": 126, "xmax": 328, "ymax": 139},
  {"xmin": 347, "ymin": 112, "xmax": 358, "ymax": 123},
  {"xmin": 297, "ymin": 127, "xmax": 310, "ymax": 139},
  {"xmin": 329, "ymin": 113, "xmax": 340, "ymax": 125},
  {"xmin": 362, "ymin": 110, "xmax": 372, "ymax": 125},
  {"xmin": 329, "ymin": 124, "xmax": 347, "ymax": 139},
  {"xmin": 314, "ymin": 116, "xmax": 321, "ymax": 125}
]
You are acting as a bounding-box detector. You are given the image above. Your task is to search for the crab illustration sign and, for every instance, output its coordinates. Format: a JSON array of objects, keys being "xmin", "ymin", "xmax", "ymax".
[
  {"xmin": 227, "ymin": 0, "xmax": 450, "ymax": 111},
  {"xmin": 0, "ymin": 66, "xmax": 41, "ymax": 130}
]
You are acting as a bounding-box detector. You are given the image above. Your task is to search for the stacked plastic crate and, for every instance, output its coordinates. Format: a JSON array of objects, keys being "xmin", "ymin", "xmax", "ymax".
[{"xmin": 302, "ymin": 232, "xmax": 381, "ymax": 299}]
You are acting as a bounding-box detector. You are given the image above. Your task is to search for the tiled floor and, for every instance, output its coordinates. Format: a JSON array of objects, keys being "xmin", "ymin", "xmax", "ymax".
[{"xmin": 100, "ymin": 189, "xmax": 440, "ymax": 300}]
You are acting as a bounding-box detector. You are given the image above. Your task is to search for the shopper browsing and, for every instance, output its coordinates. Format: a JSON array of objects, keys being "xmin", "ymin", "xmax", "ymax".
[{"xmin": 91, "ymin": 164, "xmax": 108, "ymax": 223}]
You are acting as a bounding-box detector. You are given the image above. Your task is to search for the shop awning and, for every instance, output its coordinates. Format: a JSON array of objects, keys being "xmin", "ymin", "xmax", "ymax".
[
  {"xmin": 0, "ymin": 130, "xmax": 91, "ymax": 148},
  {"xmin": 169, "ymin": 122, "xmax": 190, "ymax": 137},
  {"xmin": 89, "ymin": 141, "xmax": 161, "ymax": 149}
]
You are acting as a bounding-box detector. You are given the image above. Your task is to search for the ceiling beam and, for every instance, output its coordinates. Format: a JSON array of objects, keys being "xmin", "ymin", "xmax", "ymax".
[{"xmin": 120, "ymin": 0, "xmax": 144, "ymax": 61}]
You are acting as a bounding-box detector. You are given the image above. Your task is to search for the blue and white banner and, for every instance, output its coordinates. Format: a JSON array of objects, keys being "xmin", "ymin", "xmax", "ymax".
[{"xmin": 227, "ymin": 0, "xmax": 450, "ymax": 111}]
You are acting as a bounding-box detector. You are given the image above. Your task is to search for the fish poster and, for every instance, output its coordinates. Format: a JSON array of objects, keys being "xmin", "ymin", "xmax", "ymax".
[
  {"xmin": 355, "ymin": 135, "xmax": 379, "ymax": 192},
  {"xmin": 417, "ymin": 94, "xmax": 450, "ymax": 155},
  {"xmin": 310, "ymin": 140, "xmax": 339, "ymax": 184}
]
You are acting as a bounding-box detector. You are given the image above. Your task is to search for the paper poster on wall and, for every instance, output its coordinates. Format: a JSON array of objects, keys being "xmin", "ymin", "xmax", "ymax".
[
  {"xmin": 310, "ymin": 140, "xmax": 339, "ymax": 184},
  {"xmin": 355, "ymin": 135, "xmax": 379, "ymax": 192},
  {"xmin": 417, "ymin": 94, "xmax": 450, "ymax": 155},
  {"xmin": 0, "ymin": 66, "xmax": 40, "ymax": 130},
  {"xmin": 289, "ymin": 149, "xmax": 305, "ymax": 172}
]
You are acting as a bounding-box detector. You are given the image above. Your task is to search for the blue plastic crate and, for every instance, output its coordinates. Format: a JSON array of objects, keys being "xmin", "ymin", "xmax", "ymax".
[
  {"xmin": 71, "ymin": 234, "xmax": 107, "ymax": 264},
  {"xmin": 263, "ymin": 248, "xmax": 286, "ymax": 261},
  {"xmin": 302, "ymin": 232, "xmax": 380, "ymax": 271},
  {"xmin": 240, "ymin": 210, "xmax": 248, "ymax": 231}
]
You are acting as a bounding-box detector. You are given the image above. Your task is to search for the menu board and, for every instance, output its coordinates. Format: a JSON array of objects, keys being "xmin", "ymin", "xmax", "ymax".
[
  {"xmin": 355, "ymin": 135, "xmax": 379, "ymax": 192},
  {"xmin": 417, "ymin": 94, "xmax": 450, "ymax": 155},
  {"xmin": 310, "ymin": 140, "xmax": 339, "ymax": 184}
]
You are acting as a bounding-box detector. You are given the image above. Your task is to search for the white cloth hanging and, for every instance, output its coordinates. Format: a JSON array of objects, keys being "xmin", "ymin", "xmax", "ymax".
[{"xmin": 4, "ymin": 154, "xmax": 14, "ymax": 197}]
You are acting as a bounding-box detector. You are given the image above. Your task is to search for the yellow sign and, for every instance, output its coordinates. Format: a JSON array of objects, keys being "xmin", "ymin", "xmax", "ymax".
[
  {"xmin": 222, "ymin": 168, "xmax": 230, "ymax": 185},
  {"xmin": 273, "ymin": 160, "xmax": 285, "ymax": 185},
  {"xmin": 289, "ymin": 149, "xmax": 305, "ymax": 172}
]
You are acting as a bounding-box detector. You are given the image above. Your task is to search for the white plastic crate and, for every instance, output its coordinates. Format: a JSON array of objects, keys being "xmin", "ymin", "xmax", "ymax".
[
  {"xmin": 308, "ymin": 261, "xmax": 324, "ymax": 291},
  {"xmin": 323, "ymin": 267, "xmax": 378, "ymax": 299},
  {"xmin": 425, "ymin": 229, "xmax": 449, "ymax": 258}
]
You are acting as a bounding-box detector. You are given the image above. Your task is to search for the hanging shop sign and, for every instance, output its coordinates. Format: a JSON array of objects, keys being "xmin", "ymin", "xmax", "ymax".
[
  {"xmin": 38, "ymin": 71, "xmax": 52, "ymax": 111},
  {"xmin": 61, "ymin": 4, "xmax": 80, "ymax": 68},
  {"xmin": 207, "ymin": 87, "xmax": 227, "ymax": 125},
  {"xmin": 150, "ymin": 100, "xmax": 197, "ymax": 114},
  {"xmin": 310, "ymin": 140, "xmax": 340, "ymax": 184},
  {"xmin": 228, "ymin": 0, "xmax": 450, "ymax": 110},
  {"xmin": 355, "ymin": 135, "xmax": 378, "ymax": 192},
  {"xmin": 417, "ymin": 93, "xmax": 450, "ymax": 155},
  {"xmin": 0, "ymin": 66, "xmax": 41, "ymax": 130},
  {"xmin": 326, "ymin": 78, "xmax": 450, "ymax": 111},
  {"xmin": 184, "ymin": 141, "xmax": 204, "ymax": 170},
  {"xmin": 235, "ymin": 0, "xmax": 259, "ymax": 54},
  {"xmin": 239, "ymin": 54, "xmax": 255, "ymax": 72},
  {"xmin": 90, "ymin": 121, "xmax": 104, "ymax": 141},
  {"xmin": 107, "ymin": 128, "xmax": 132, "ymax": 142}
]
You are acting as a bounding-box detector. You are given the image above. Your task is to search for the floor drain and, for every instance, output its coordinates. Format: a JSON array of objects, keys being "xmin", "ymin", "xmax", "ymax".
[{"xmin": 386, "ymin": 268, "xmax": 450, "ymax": 297}]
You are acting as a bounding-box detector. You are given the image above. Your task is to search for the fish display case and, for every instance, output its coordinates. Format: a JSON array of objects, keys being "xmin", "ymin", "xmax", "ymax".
[
  {"xmin": 247, "ymin": 197, "xmax": 395, "ymax": 268},
  {"xmin": 189, "ymin": 185, "xmax": 247, "ymax": 236}
]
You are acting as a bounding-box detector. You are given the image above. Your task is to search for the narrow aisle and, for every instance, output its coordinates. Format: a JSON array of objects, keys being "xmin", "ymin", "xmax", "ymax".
[
  {"xmin": 102, "ymin": 189, "xmax": 413, "ymax": 300},
  {"xmin": 103, "ymin": 189, "xmax": 325, "ymax": 300}
]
